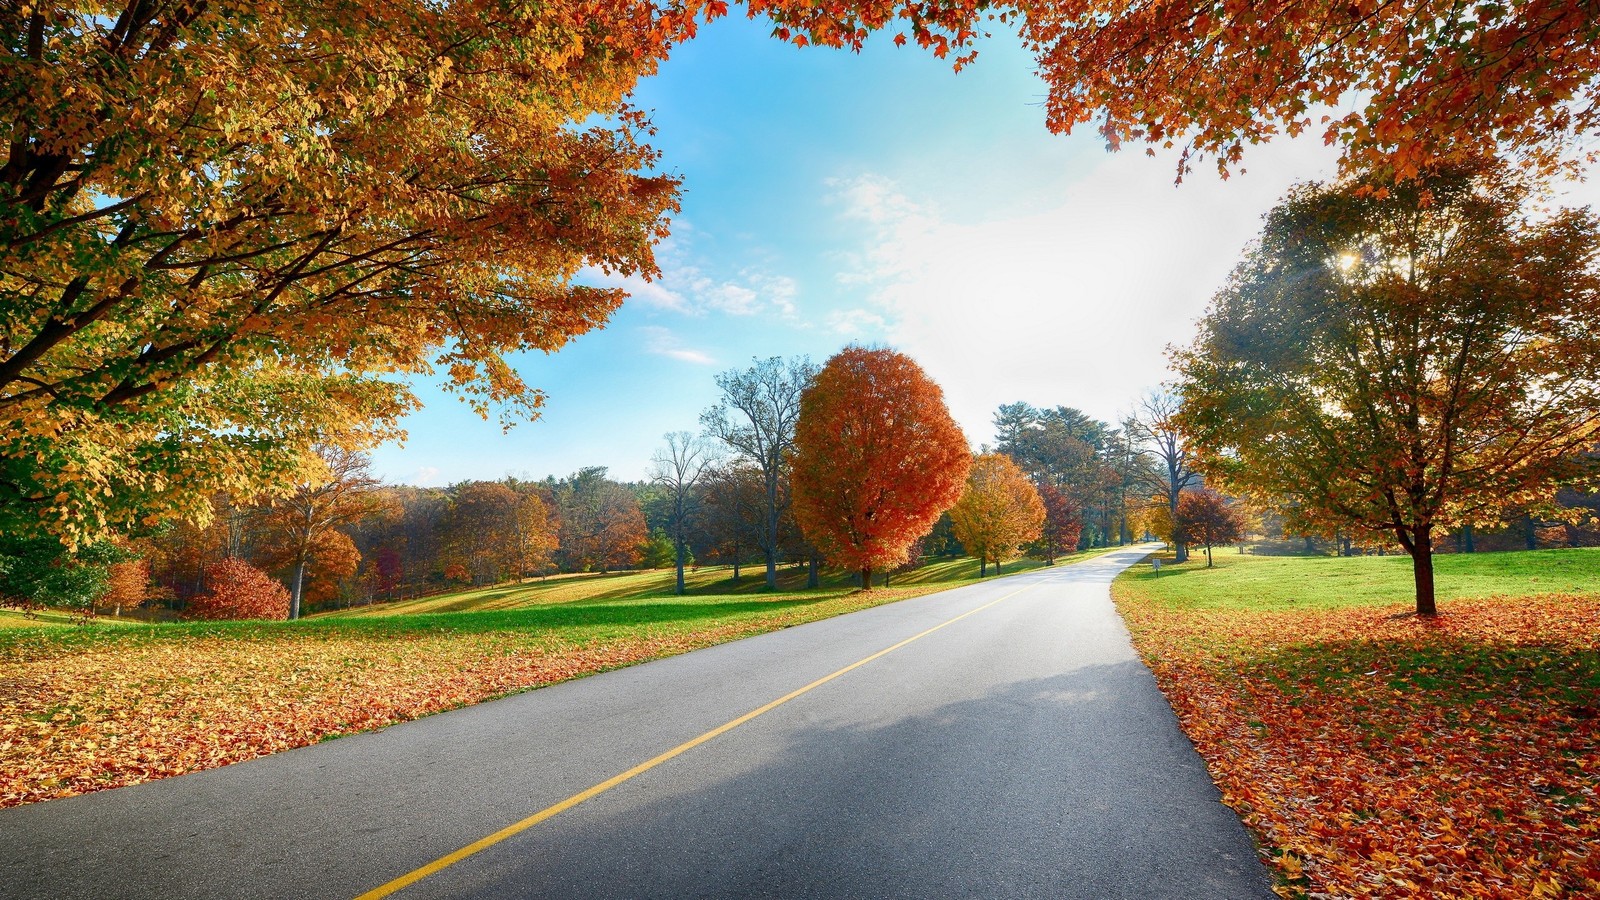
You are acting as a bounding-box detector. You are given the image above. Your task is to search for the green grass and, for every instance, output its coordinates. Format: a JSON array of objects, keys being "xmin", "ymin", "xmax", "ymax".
[
  {"xmin": 0, "ymin": 550, "xmax": 1108, "ymax": 658},
  {"xmin": 1118, "ymin": 546, "xmax": 1600, "ymax": 612},
  {"xmin": 318, "ymin": 554, "xmax": 1063, "ymax": 618}
]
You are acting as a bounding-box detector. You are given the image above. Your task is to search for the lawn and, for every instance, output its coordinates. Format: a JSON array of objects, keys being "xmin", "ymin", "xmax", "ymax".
[
  {"xmin": 1115, "ymin": 548, "xmax": 1600, "ymax": 898},
  {"xmin": 0, "ymin": 551, "xmax": 1095, "ymax": 808}
]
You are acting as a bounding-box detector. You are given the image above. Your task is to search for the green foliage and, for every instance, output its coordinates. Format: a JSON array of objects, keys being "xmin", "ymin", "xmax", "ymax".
[
  {"xmin": 0, "ymin": 537, "xmax": 126, "ymax": 611},
  {"xmin": 640, "ymin": 529, "xmax": 678, "ymax": 569}
]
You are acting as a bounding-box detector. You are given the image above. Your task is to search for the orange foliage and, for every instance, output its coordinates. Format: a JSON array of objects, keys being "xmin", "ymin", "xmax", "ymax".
[
  {"xmin": 748, "ymin": 0, "xmax": 1600, "ymax": 180},
  {"xmin": 948, "ymin": 453, "xmax": 1044, "ymax": 573},
  {"xmin": 1116, "ymin": 590, "xmax": 1600, "ymax": 898},
  {"xmin": 101, "ymin": 557, "xmax": 150, "ymax": 615},
  {"xmin": 791, "ymin": 347, "xmax": 970, "ymax": 588},
  {"xmin": 0, "ymin": 584, "xmax": 949, "ymax": 808},
  {"xmin": 187, "ymin": 559, "xmax": 291, "ymax": 621}
]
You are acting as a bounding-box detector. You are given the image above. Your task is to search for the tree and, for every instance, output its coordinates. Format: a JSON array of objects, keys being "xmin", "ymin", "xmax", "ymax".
[
  {"xmin": 554, "ymin": 468, "xmax": 646, "ymax": 574},
  {"xmin": 1128, "ymin": 392, "xmax": 1200, "ymax": 563},
  {"xmin": 649, "ymin": 432, "xmax": 717, "ymax": 595},
  {"xmin": 1174, "ymin": 161, "xmax": 1600, "ymax": 615},
  {"xmin": 187, "ymin": 558, "xmax": 290, "ymax": 621},
  {"xmin": 993, "ymin": 402, "xmax": 1129, "ymax": 547},
  {"xmin": 754, "ymin": 0, "xmax": 1600, "ymax": 179},
  {"xmin": 102, "ymin": 554, "xmax": 151, "ymax": 616},
  {"xmin": 438, "ymin": 481, "xmax": 556, "ymax": 585},
  {"xmin": 1034, "ymin": 483, "xmax": 1083, "ymax": 565},
  {"xmin": 1176, "ymin": 490, "xmax": 1244, "ymax": 568},
  {"xmin": 259, "ymin": 446, "xmax": 385, "ymax": 619},
  {"xmin": 698, "ymin": 462, "xmax": 766, "ymax": 581},
  {"xmin": 702, "ymin": 356, "xmax": 818, "ymax": 590},
  {"xmin": 949, "ymin": 453, "xmax": 1045, "ymax": 576},
  {"xmin": 0, "ymin": 536, "xmax": 122, "ymax": 614},
  {"xmin": 2, "ymin": 0, "xmax": 684, "ymax": 545},
  {"xmin": 791, "ymin": 347, "xmax": 971, "ymax": 590}
]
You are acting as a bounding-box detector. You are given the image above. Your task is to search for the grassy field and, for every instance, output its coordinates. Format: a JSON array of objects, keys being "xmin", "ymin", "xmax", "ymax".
[
  {"xmin": 316, "ymin": 554, "xmax": 1052, "ymax": 618},
  {"xmin": 1116, "ymin": 548, "xmax": 1600, "ymax": 898},
  {"xmin": 1125, "ymin": 546, "xmax": 1600, "ymax": 612},
  {"xmin": 1, "ymin": 550, "xmax": 1101, "ymax": 808}
]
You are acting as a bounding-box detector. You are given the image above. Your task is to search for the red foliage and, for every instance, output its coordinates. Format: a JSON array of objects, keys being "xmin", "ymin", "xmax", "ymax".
[
  {"xmin": 791, "ymin": 347, "xmax": 970, "ymax": 588},
  {"xmin": 1117, "ymin": 589, "xmax": 1600, "ymax": 898},
  {"xmin": 187, "ymin": 558, "xmax": 291, "ymax": 621},
  {"xmin": 1035, "ymin": 483, "xmax": 1082, "ymax": 563}
]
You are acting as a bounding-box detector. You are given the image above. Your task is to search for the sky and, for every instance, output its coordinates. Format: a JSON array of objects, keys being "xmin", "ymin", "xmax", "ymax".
[{"xmin": 366, "ymin": 14, "xmax": 1591, "ymax": 488}]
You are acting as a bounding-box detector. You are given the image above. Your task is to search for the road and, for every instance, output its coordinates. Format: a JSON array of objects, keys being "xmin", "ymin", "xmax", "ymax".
[{"xmin": 0, "ymin": 545, "xmax": 1272, "ymax": 899}]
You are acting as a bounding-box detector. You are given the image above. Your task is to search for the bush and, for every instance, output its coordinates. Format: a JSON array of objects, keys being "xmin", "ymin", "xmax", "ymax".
[{"xmin": 188, "ymin": 558, "xmax": 290, "ymax": 620}]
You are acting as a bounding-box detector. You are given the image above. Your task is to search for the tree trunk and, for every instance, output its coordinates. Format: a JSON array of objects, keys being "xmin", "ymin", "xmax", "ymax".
[
  {"xmin": 1463, "ymin": 524, "xmax": 1475, "ymax": 553},
  {"xmin": 995, "ymin": 557, "xmax": 1002, "ymax": 575},
  {"xmin": 1204, "ymin": 543, "xmax": 1213, "ymax": 567},
  {"xmin": 290, "ymin": 555, "xmax": 307, "ymax": 620},
  {"xmin": 860, "ymin": 566, "xmax": 872, "ymax": 591},
  {"xmin": 1523, "ymin": 514, "xmax": 1537, "ymax": 550},
  {"xmin": 806, "ymin": 552, "xmax": 819, "ymax": 589},
  {"xmin": 979, "ymin": 557, "xmax": 987, "ymax": 577},
  {"xmin": 674, "ymin": 537, "xmax": 686, "ymax": 596},
  {"xmin": 1410, "ymin": 528, "xmax": 1438, "ymax": 617},
  {"xmin": 764, "ymin": 478, "xmax": 779, "ymax": 591}
]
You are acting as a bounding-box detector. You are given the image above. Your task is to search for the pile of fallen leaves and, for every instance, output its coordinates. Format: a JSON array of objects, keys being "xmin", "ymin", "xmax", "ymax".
[
  {"xmin": 1115, "ymin": 589, "xmax": 1600, "ymax": 898},
  {"xmin": 0, "ymin": 588, "xmax": 923, "ymax": 808}
]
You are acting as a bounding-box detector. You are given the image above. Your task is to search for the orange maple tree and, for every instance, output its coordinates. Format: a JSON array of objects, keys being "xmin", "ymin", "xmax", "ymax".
[
  {"xmin": 949, "ymin": 453, "xmax": 1044, "ymax": 576},
  {"xmin": 790, "ymin": 347, "xmax": 970, "ymax": 589}
]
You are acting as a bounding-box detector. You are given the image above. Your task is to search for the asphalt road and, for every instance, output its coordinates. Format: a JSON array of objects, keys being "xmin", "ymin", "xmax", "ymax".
[{"xmin": 0, "ymin": 545, "xmax": 1273, "ymax": 899}]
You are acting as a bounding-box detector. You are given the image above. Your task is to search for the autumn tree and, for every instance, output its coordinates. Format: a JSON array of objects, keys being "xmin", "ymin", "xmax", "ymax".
[
  {"xmin": 188, "ymin": 558, "xmax": 290, "ymax": 621},
  {"xmin": 753, "ymin": 0, "xmax": 1600, "ymax": 180},
  {"xmin": 554, "ymin": 468, "xmax": 646, "ymax": 574},
  {"xmin": 1034, "ymin": 483, "xmax": 1083, "ymax": 565},
  {"xmin": 259, "ymin": 446, "xmax": 385, "ymax": 619},
  {"xmin": 994, "ymin": 402, "xmax": 1134, "ymax": 547},
  {"xmin": 949, "ymin": 453, "xmax": 1045, "ymax": 576},
  {"xmin": 102, "ymin": 554, "xmax": 151, "ymax": 616},
  {"xmin": 791, "ymin": 347, "xmax": 970, "ymax": 590},
  {"xmin": 702, "ymin": 356, "xmax": 817, "ymax": 590},
  {"xmin": 649, "ymin": 432, "xmax": 717, "ymax": 595},
  {"xmin": 1, "ymin": 0, "xmax": 686, "ymax": 545},
  {"xmin": 1175, "ymin": 162, "xmax": 1600, "ymax": 615},
  {"xmin": 437, "ymin": 481, "xmax": 556, "ymax": 585},
  {"xmin": 1128, "ymin": 392, "xmax": 1199, "ymax": 563},
  {"xmin": 1175, "ymin": 490, "xmax": 1244, "ymax": 568}
]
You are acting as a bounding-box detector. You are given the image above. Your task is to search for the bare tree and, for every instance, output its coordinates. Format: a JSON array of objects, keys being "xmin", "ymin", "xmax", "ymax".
[
  {"xmin": 650, "ymin": 432, "xmax": 718, "ymax": 595},
  {"xmin": 1128, "ymin": 391, "xmax": 1199, "ymax": 562},
  {"xmin": 701, "ymin": 356, "xmax": 817, "ymax": 590}
]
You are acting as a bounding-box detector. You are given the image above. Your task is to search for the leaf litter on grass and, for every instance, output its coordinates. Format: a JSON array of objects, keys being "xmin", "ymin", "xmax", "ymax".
[{"xmin": 1115, "ymin": 590, "xmax": 1600, "ymax": 899}]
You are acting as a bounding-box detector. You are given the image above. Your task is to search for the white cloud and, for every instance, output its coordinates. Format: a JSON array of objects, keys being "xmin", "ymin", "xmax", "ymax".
[
  {"xmin": 826, "ymin": 308, "xmax": 887, "ymax": 336},
  {"xmin": 410, "ymin": 466, "xmax": 442, "ymax": 486},
  {"xmin": 639, "ymin": 326, "xmax": 715, "ymax": 365},
  {"xmin": 828, "ymin": 136, "xmax": 1345, "ymax": 445},
  {"xmin": 580, "ymin": 267, "xmax": 688, "ymax": 313},
  {"xmin": 583, "ymin": 227, "xmax": 802, "ymax": 320}
]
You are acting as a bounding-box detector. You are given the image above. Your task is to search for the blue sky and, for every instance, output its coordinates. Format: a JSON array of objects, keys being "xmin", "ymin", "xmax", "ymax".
[{"xmin": 369, "ymin": 16, "xmax": 1374, "ymax": 486}]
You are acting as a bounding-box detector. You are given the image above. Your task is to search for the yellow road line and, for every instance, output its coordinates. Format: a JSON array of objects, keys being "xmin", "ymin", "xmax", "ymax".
[{"xmin": 354, "ymin": 582, "xmax": 1039, "ymax": 899}]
